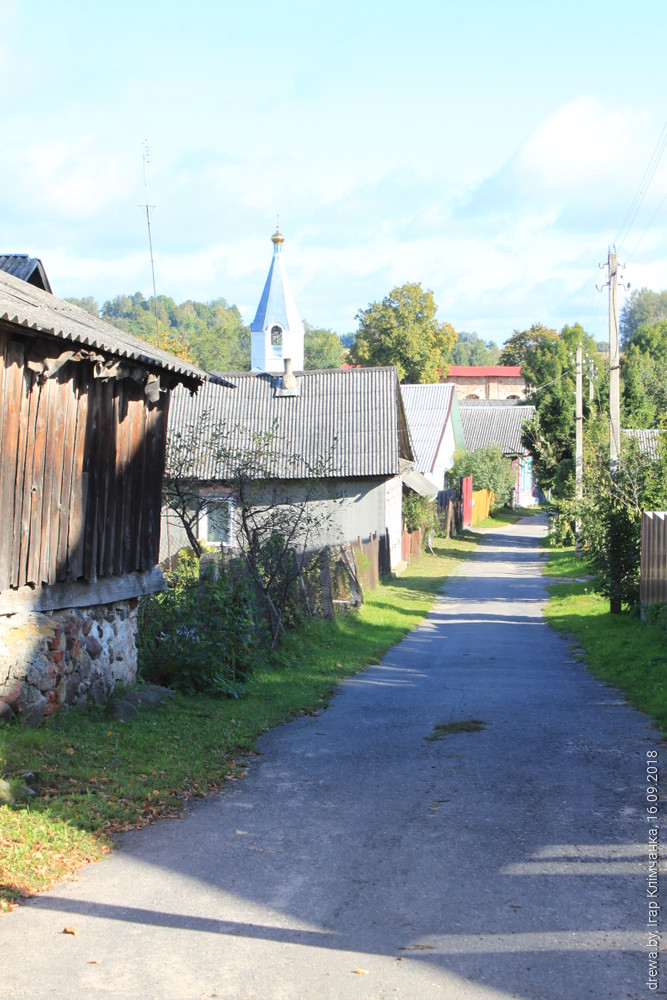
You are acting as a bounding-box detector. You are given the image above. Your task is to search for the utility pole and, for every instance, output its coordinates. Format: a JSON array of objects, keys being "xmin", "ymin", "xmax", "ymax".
[
  {"xmin": 589, "ymin": 359, "xmax": 595, "ymax": 403},
  {"xmin": 575, "ymin": 344, "xmax": 583, "ymax": 557},
  {"xmin": 141, "ymin": 141, "xmax": 161, "ymax": 348},
  {"xmin": 608, "ymin": 249, "xmax": 620, "ymax": 476}
]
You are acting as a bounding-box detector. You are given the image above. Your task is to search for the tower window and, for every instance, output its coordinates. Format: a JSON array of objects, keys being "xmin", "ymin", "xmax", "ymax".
[{"xmin": 271, "ymin": 325, "xmax": 283, "ymax": 346}]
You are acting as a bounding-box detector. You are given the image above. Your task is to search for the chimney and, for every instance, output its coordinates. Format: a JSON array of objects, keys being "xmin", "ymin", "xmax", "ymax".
[{"xmin": 281, "ymin": 357, "xmax": 298, "ymax": 392}]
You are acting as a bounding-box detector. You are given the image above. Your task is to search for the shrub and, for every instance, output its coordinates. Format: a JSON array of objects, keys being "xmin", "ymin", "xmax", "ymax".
[
  {"xmin": 137, "ymin": 552, "xmax": 257, "ymax": 696},
  {"xmin": 402, "ymin": 493, "xmax": 438, "ymax": 536},
  {"xmin": 451, "ymin": 446, "xmax": 516, "ymax": 510}
]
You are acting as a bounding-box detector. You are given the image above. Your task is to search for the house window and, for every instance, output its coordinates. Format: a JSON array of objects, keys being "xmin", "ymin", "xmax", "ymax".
[{"xmin": 198, "ymin": 499, "xmax": 233, "ymax": 546}]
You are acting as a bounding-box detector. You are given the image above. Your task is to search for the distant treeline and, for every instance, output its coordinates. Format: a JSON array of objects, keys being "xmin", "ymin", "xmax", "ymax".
[{"xmin": 66, "ymin": 292, "xmax": 346, "ymax": 372}]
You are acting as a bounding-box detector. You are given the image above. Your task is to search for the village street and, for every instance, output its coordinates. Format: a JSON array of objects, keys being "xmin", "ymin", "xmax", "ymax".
[{"xmin": 0, "ymin": 516, "xmax": 658, "ymax": 1000}]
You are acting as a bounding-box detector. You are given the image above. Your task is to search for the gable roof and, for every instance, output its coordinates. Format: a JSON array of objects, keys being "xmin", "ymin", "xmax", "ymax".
[
  {"xmin": 400, "ymin": 383, "xmax": 464, "ymax": 474},
  {"xmin": 168, "ymin": 366, "xmax": 414, "ymax": 481},
  {"xmin": 459, "ymin": 399, "xmax": 535, "ymax": 455},
  {"xmin": 0, "ymin": 269, "xmax": 225, "ymax": 389},
  {"xmin": 0, "ymin": 254, "xmax": 52, "ymax": 292}
]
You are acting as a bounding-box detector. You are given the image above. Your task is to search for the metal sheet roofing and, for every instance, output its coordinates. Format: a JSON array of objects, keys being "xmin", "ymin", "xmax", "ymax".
[
  {"xmin": 0, "ymin": 254, "xmax": 52, "ymax": 292},
  {"xmin": 459, "ymin": 400, "xmax": 535, "ymax": 455},
  {"xmin": 400, "ymin": 383, "xmax": 458, "ymax": 474},
  {"xmin": 623, "ymin": 429, "xmax": 663, "ymax": 460},
  {"xmin": 167, "ymin": 367, "xmax": 413, "ymax": 481},
  {"xmin": 0, "ymin": 269, "xmax": 224, "ymax": 386}
]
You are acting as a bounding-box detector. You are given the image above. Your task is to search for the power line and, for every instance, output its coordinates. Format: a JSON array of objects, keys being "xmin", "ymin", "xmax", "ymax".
[{"xmin": 614, "ymin": 120, "xmax": 667, "ymax": 253}]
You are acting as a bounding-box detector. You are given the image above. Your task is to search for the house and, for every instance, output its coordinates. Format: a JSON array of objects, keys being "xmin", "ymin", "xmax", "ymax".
[
  {"xmin": 444, "ymin": 365, "xmax": 526, "ymax": 401},
  {"xmin": 163, "ymin": 365, "xmax": 415, "ymax": 572},
  {"xmin": 459, "ymin": 399, "xmax": 539, "ymax": 507},
  {"xmin": 0, "ymin": 269, "xmax": 226, "ymax": 723},
  {"xmin": 623, "ymin": 428, "xmax": 663, "ymax": 461},
  {"xmin": 0, "ymin": 254, "xmax": 52, "ymax": 292},
  {"xmin": 400, "ymin": 383, "xmax": 466, "ymax": 493}
]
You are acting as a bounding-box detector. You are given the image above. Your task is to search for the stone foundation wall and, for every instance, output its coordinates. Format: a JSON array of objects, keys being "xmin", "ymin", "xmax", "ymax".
[{"xmin": 0, "ymin": 601, "xmax": 138, "ymax": 726}]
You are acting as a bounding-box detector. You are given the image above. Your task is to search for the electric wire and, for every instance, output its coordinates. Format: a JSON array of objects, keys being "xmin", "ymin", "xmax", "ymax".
[{"xmin": 613, "ymin": 120, "xmax": 667, "ymax": 253}]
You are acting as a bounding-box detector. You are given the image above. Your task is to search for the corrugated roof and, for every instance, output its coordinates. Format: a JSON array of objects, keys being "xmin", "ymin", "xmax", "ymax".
[
  {"xmin": 460, "ymin": 400, "xmax": 535, "ymax": 455},
  {"xmin": 623, "ymin": 429, "xmax": 663, "ymax": 460},
  {"xmin": 401, "ymin": 383, "xmax": 457, "ymax": 474},
  {"xmin": 167, "ymin": 367, "xmax": 413, "ymax": 480},
  {"xmin": 0, "ymin": 269, "xmax": 224, "ymax": 387},
  {"xmin": 0, "ymin": 254, "xmax": 52, "ymax": 292}
]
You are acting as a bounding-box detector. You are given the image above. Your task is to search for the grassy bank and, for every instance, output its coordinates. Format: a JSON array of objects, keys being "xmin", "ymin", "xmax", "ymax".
[
  {"xmin": 543, "ymin": 545, "xmax": 667, "ymax": 737},
  {"xmin": 0, "ymin": 532, "xmax": 479, "ymax": 909}
]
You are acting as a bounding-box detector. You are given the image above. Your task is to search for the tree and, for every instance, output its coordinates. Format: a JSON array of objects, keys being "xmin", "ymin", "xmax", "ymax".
[
  {"xmin": 349, "ymin": 283, "xmax": 456, "ymax": 383},
  {"xmin": 449, "ymin": 331, "xmax": 500, "ymax": 366},
  {"xmin": 65, "ymin": 296, "xmax": 100, "ymax": 317},
  {"xmin": 620, "ymin": 287, "xmax": 667, "ymax": 348},
  {"xmin": 451, "ymin": 446, "xmax": 516, "ymax": 509},
  {"xmin": 303, "ymin": 322, "xmax": 344, "ymax": 369},
  {"xmin": 164, "ymin": 419, "xmax": 340, "ymax": 649}
]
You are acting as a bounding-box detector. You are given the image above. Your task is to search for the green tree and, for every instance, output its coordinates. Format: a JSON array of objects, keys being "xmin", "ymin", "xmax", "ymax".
[
  {"xmin": 349, "ymin": 282, "xmax": 456, "ymax": 383},
  {"xmin": 450, "ymin": 331, "xmax": 500, "ymax": 366},
  {"xmin": 620, "ymin": 287, "xmax": 667, "ymax": 348},
  {"xmin": 451, "ymin": 446, "xmax": 516, "ymax": 509},
  {"xmin": 303, "ymin": 322, "xmax": 344, "ymax": 369},
  {"xmin": 65, "ymin": 296, "xmax": 100, "ymax": 317}
]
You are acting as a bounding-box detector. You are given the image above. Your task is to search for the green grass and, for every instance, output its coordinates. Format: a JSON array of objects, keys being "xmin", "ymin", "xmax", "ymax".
[
  {"xmin": 543, "ymin": 546, "xmax": 667, "ymax": 737},
  {"xmin": 0, "ymin": 532, "xmax": 480, "ymax": 907}
]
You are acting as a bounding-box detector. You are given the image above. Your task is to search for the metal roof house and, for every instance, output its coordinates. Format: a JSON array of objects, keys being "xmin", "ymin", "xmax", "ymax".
[
  {"xmin": 400, "ymin": 383, "xmax": 465, "ymax": 492},
  {"xmin": 459, "ymin": 399, "xmax": 539, "ymax": 507},
  {"xmin": 0, "ymin": 268, "xmax": 225, "ymax": 723},
  {"xmin": 0, "ymin": 254, "xmax": 52, "ymax": 293},
  {"xmin": 163, "ymin": 365, "xmax": 414, "ymax": 571}
]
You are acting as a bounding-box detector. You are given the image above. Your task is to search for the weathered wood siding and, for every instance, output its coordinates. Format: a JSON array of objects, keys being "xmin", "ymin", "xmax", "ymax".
[{"xmin": 0, "ymin": 329, "xmax": 169, "ymax": 594}]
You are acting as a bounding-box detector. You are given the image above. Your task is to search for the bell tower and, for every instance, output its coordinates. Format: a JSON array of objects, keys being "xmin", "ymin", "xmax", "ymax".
[{"xmin": 250, "ymin": 227, "xmax": 305, "ymax": 372}]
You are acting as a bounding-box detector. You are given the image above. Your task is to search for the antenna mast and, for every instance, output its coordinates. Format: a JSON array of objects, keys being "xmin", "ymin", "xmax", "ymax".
[{"xmin": 142, "ymin": 141, "xmax": 160, "ymax": 347}]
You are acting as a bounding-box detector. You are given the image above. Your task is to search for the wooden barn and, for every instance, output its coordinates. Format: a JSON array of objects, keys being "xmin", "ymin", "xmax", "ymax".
[{"xmin": 0, "ymin": 269, "xmax": 227, "ymax": 723}]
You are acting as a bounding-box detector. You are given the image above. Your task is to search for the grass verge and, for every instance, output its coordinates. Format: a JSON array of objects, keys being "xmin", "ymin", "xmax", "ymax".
[
  {"xmin": 543, "ymin": 545, "xmax": 667, "ymax": 737},
  {"xmin": 0, "ymin": 531, "xmax": 479, "ymax": 909}
]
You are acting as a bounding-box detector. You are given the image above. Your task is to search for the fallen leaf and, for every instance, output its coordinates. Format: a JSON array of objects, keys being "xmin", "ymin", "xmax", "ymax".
[
  {"xmin": 65, "ymin": 747, "xmax": 75, "ymax": 756},
  {"xmin": 87, "ymin": 960, "xmax": 100, "ymax": 965},
  {"xmin": 353, "ymin": 968, "xmax": 369, "ymax": 975},
  {"xmin": 235, "ymin": 829, "xmax": 247, "ymax": 836},
  {"xmin": 63, "ymin": 927, "xmax": 81, "ymax": 936}
]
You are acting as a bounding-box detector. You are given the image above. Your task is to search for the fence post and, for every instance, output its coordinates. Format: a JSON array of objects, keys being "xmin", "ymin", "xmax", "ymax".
[{"xmin": 319, "ymin": 547, "xmax": 335, "ymax": 619}]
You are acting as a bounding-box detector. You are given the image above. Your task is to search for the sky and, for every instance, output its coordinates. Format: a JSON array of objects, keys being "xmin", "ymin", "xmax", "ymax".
[{"xmin": 2, "ymin": 0, "xmax": 667, "ymax": 346}]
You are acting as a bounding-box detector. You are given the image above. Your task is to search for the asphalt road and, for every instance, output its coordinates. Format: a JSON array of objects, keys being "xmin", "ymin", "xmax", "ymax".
[{"xmin": 1, "ymin": 517, "xmax": 661, "ymax": 1000}]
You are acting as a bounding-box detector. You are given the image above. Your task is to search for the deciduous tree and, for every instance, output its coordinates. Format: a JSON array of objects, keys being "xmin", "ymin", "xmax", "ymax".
[{"xmin": 349, "ymin": 283, "xmax": 456, "ymax": 383}]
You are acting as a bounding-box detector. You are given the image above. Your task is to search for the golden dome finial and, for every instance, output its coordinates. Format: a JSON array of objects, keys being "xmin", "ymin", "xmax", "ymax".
[{"xmin": 271, "ymin": 216, "xmax": 284, "ymax": 247}]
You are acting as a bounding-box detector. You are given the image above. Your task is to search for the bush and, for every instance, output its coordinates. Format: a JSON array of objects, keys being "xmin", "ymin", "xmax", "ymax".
[
  {"xmin": 402, "ymin": 493, "xmax": 438, "ymax": 535},
  {"xmin": 137, "ymin": 552, "xmax": 257, "ymax": 696},
  {"xmin": 451, "ymin": 446, "xmax": 516, "ymax": 510}
]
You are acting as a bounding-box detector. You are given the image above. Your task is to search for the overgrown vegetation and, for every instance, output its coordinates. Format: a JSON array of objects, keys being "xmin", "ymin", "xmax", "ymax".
[
  {"xmin": 451, "ymin": 445, "xmax": 516, "ymax": 509},
  {"xmin": 0, "ymin": 533, "xmax": 480, "ymax": 908},
  {"xmin": 402, "ymin": 493, "xmax": 438, "ymax": 536},
  {"xmin": 137, "ymin": 550, "xmax": 257, "ymax": 696},
  {"xmin": 548, "ymin": 433, "xmax": 667, "ymax": 608}
]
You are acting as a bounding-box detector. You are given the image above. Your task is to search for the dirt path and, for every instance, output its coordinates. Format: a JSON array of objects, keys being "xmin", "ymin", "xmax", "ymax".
[{"xmin": 0, "ymin": 517, "xmax": 659, "ymax": 999}]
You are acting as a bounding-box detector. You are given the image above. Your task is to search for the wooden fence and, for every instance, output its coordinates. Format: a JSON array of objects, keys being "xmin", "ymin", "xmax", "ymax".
[
  {"xmin": 640, "ymin": 512, "xmax": 667, "ymax": 605},
  {"xmin": 471, "ymin": 489, "xmax": 494, "ymax": 526}
]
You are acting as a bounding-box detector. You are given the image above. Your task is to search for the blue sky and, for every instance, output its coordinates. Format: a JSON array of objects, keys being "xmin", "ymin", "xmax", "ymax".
[{"xmin": 2, "ymin": 0, "xmax": 666, "ymax": 345}]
